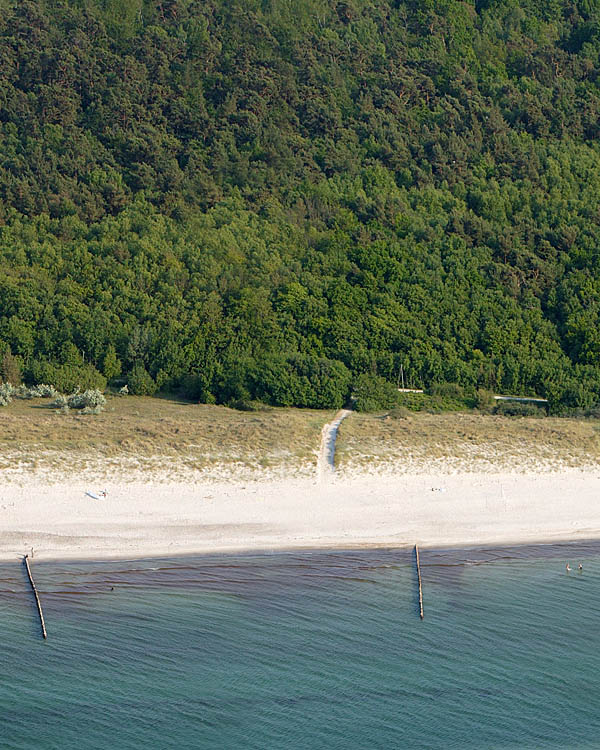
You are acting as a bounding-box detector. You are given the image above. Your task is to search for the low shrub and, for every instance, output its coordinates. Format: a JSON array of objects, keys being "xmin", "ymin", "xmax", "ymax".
[
  {"xmin": 495, "ymin": 400, "xmax": 546, "ymax": 418},
  {"xmin": 31, "ymin": 384, "xmax": 60, "ymax": 398},
  {"xmin": 229, "ymin": 398, "xmax": 271, "ymax": 412},
  {"xmin": 50, "ymin": 389, "xmax": 106, "ymax": 413},
  {"xmin": 0, "ymin": 381, "xmax": 106, "ymax": 413},
  {"xmin": 352, "ymin": 374, "xmax": 400, "ymax": 412},
  {"xmin": 388, "ymin": 406, "xmax": 411, "ymax": 420},
  {"xmin": 475, "ymin": 388, "xmax": 495, "ymax": 413},
  {"xmin": 428, "ymin": 382, "xmax": 465, "ymax": 400},
  {"xmin": 0, "ymin": 351, "xmax": 22, "ymax": 385},
  {"xmin": 15, "ymin": 384, "xmax": 59, "ymax": 399},
  {"xmin": 178, "ymin": 373, "xmax": 213, "ymax": 402},
  {"xmin": 127, "ymin": 363, "xmax": 157, "ymax": 396},
  {"xmin": 395, "ymin": 392, "xmax": 467, "ymax": 413},
  {"xmin": 0, "ymin": 382, "xmax": 60, "ymax": 404},
  {"xmin": 66, "ymin": 389, "xmax": 106, "ymax": 410},
  {"xmin": 81, "ymin": 405, "xmax": 103, "ymax": 415},
  {"xmin": 28, "ymin": 361, "xmax": 107, "ymax": 392},
  {"xmin": 0, "ymin": 383, "xmax": 12, "ymax": 406}
]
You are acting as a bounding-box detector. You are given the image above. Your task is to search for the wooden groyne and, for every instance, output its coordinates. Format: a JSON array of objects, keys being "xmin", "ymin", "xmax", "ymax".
[
  {"xmin": 24, "ymin": 554, "xmax": 47, "ymax": 639},
  {"xmin": 415, "ymin": 544, "xmax": 424, "ymax": 620}
]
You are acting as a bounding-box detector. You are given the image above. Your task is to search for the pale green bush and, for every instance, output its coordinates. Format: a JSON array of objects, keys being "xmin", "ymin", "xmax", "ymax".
[
  {"xmin": 0, "ymin": 383, "xmax": 60, "ymax": 402},
  {"xmin": 50, "ymin": 389, "xmax": 106, "ymax": 413},
  {"xmin": 0, "ymin": 382, "xmax": 105, "ymax": 413},
  {"xmin": 66, "ymin": 389, "xmax": 106, "ymax": 411},
  {"xmin": 0, "ymin": 383, "xmax": 14, "ymax": 405},
  {"xmin": 81, "ymin": 405, "xmax": 103, "ymax": 415},
  {"xmin": 14, "ymin": 384, "xmax": 59, "ymax": 399},
  {"xmin": 30, "ymin": 384, "xmax": 59, "ymax": 398}
]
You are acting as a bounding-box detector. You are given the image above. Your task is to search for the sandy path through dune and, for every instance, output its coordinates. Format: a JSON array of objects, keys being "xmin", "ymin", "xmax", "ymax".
[{"xmin": 317, "ymin": 409, "xmax": 352, "ymax": 481}]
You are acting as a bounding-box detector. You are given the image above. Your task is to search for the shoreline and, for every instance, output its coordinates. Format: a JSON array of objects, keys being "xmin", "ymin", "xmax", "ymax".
[
  {"xmin": 2, "ymin": 467, "xmax": 600, "ymax": 563},
  {"xmin": 6, "ymin": 537, "xmax": 600, "ymax": 568}
]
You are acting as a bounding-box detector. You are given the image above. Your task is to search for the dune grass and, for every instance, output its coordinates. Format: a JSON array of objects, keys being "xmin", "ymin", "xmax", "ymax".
[
  {"xmin": 335, "ymin": 410, "xmax": 600, "ymax": 472},
  {"xmin": 0, "ymin": 395, "xmax": 333, "ymax": 477},
  {"xmin": 4, "ymin": 396, "xmax": 600, "ymax": 480}
]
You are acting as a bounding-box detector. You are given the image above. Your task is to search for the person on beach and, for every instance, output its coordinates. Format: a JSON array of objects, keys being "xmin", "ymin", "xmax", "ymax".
[{"xmin": 566, "ymin": 562, "xmax": 571, "ymax": 572}]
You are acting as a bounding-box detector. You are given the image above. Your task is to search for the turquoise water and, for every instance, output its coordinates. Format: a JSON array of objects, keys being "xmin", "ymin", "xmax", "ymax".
[{"xmin": 2, "ymin": 545, "xmax": 600, "ymax": 749}]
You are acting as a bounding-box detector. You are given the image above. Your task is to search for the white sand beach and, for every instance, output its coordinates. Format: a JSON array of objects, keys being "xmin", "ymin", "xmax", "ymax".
[{"xmin": 2, "ymin": 466, "xmax": 600, "ymax": 561}]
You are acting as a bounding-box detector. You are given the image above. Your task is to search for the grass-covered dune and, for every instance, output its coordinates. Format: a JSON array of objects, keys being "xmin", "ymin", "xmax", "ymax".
[
  {"xmin": 2, "ymin": 395, "xmax": 600, "ymax": 480},
  {"xmin": 0, "ymin": 396, "xmax": 332, "ymax": 479},
  {"xmin": 335, "ymin": 409, "xmax": 600, "ymax": 474}
]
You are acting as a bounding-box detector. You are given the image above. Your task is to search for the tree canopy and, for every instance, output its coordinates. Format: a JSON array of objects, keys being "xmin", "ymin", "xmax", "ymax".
[{"xmin": 2, "ymin": 0, "xmax": 600, "ymax": 409}]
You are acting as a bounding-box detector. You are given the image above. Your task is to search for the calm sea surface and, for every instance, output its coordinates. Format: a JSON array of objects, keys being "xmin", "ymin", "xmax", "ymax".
[{"xmin": 2, "ymin": 544, "xmax": 600, "ymax": 749}]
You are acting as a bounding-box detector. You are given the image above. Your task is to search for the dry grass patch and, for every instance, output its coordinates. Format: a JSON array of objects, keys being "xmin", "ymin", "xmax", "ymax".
[
  {"xmin": 335, "ymin": 411, "xmax": 600, "ymax": 473},
  {"xmin": 0, "ymin": 396, "xmax": 333, "ymax": 479}
]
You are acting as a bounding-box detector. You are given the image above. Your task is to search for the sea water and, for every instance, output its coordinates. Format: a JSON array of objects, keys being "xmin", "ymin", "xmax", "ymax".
[{"xmin": 1, "ymin": 545, "xmax": 600, "ymax": 749}]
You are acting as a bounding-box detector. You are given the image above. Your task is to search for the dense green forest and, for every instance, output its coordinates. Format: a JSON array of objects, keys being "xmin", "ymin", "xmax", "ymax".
[{"xmin": 2, "ymin": 0, "xmax": 600, "ymax": 410}]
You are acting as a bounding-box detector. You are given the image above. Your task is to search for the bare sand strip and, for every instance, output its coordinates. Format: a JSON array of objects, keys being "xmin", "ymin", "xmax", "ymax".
[
  {"xmin": 2, "ymin": 468, "xmax": 600, "ymax": 561},
  {"xmin": 317, "ymin": 408, "xmax": 353, "ymax": 481}
]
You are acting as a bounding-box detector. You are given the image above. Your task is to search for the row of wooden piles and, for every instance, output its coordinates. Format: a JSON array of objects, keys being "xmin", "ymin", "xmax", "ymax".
[
  {"xmin": 20, "ymin": 544, "xmax": 426, "ymax": 641},
  {"xmin": 23, "ymin": 554, "xmax": 47, "ymax": 639},
  {"xmin": 415, "ymin": 544, "xmax": 424, "ymax": 620}
]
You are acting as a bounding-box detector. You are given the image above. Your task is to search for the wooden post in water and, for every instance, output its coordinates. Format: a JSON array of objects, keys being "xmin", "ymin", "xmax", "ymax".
[
  {"xmin": 415, "ymin": 544, "xmax": 424, "ymax": 620},
  {"xmin": 24, "ymin": 555, "xmax": 47, "ymax": 639}
]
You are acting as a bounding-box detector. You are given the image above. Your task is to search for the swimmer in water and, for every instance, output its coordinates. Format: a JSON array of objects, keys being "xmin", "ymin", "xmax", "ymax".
[
  {"xmin": 578, "ymin": 563, "xmax": 583, "ymax": 572},
  {"xmin": 566, "ymin": 562, "xmax": 571, "ymax": 572}
]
